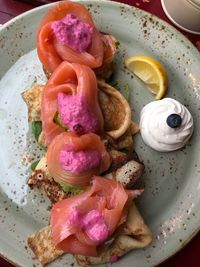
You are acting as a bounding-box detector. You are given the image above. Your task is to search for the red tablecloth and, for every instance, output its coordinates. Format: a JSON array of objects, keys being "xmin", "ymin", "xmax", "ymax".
[{"xmin": 0, "ymin": 0, "xmax": 199, "ymax": 266}]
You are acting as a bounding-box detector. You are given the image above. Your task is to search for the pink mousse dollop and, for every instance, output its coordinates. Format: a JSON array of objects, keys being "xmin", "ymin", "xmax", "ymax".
[
  {"xmin": 59, "ymin": 149, "xmax": 101, "ymax": 174},
  {"xmin": 57, "ymin": 92, "xmax": 98, "ymax": 134},
  {"xmin": 51, "ymin": 13, "xmax": 93, "ymax": 53},
  {"xmin": 68, "ymin": 208, "xmax": 109, "ymax": 243}
]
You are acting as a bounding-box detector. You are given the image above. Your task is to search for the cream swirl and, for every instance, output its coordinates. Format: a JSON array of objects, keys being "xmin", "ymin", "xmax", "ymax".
[{"xmin": 139, "ymin": 98, "xmax": 193, "ymax": 152}]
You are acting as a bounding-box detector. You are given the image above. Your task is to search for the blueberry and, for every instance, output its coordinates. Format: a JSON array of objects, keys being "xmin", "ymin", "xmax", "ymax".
[{"xmin": 166, "ymin": 114, "xmax": 182, "ymax": 128}]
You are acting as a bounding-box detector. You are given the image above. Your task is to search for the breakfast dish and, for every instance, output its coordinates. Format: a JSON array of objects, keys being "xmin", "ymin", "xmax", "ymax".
[
  {"xmin": 0, "ymin": 1, "xmax": 200, "ymax": 267},
  {"xmin": 22, "ymin": 0, "xmax": 195, "ymax": 265},
  {"xmin": 21, "ymin": 1, "xmax": 153, "ymax": 265}
]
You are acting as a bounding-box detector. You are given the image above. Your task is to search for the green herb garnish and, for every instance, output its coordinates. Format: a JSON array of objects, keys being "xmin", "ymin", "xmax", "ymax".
[
  {"xmin": 30, "ymin": 160, "xmax": 40, "ymax": 171},
  {"xmin": 115, "ymin": 40, "xmax": 120, "ymax": 48},
  {"xmin": 31, "ymin": 121, "xmax": 42, "ymax": 141},
  {"xmin": 109, "ymin": 80, "xmax": 120, "ymax": 89}
]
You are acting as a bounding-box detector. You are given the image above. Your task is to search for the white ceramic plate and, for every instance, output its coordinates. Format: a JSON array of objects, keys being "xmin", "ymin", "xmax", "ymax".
[{"xmin": 0, "ymin": 1, "xmax": 200, "ymax": 266}]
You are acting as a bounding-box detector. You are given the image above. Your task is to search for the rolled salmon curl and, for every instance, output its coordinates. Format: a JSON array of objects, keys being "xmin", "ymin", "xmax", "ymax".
[
  {"xmin": 47, "ymin": 132, "xmax": 111, "ymax": 188},
  {"xmin": 50, "ymin": 176, "xmax": 137, "ymax": 256},
  {"xmin": 37, "ymin": 1, "xmax": 106, "ymax": 75},
  {"xmin": 41, "ymin": 61, "xmax": 104, "ymax": 146}
]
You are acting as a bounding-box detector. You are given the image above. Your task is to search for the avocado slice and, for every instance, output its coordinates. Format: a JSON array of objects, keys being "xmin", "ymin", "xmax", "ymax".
[
  {"xmin": 53, "ymin": 112, "xmax": 68, "ymax": 131},
  {"xmin": 59, "ymin": 182, "xmax": 84, "ymax": 196}
]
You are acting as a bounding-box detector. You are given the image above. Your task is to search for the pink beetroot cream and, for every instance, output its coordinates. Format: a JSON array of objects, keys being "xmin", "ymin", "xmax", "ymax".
[
  {"xmin": 57, "ymin": 92, "xmax": 98, "ymax": 134},
  {"xmin": 59, "ymin": 149, "xmax": 101, "ymax": 174},
  {"xmin": 51, "ymin": 13, "xmax": 93, "ymax": 52},
  {"xmin": 68, "ymin": 208, "xmax": 109, "ymax": 243}
]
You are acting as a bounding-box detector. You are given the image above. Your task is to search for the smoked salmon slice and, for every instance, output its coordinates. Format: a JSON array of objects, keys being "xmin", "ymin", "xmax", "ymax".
[
  {"xmin": 50, "ymin": 176, "xmax": 137, "ymax": 256},
  {"xmin": 36, "ymin": 1, "xmax": 116, "ymax": 77},
  {"xmin": 95, "ymin": 34, "xmax": 117, "ymax": 79},
  {"xmin": 41, "ymin": 61, "xmax": 104, "ymax": 146},
  {"xmin": 47, "ymin": 132, "xmax": 111, "ymax": 187}
]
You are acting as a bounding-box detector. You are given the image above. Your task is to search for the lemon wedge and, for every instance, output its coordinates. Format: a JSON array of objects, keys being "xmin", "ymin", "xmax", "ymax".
[{"xmin": 125, "ymin": 55, "xmax": 168, "ymax": 100}]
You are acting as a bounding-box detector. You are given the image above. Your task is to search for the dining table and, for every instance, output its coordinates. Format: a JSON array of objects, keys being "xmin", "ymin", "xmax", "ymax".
[{"xmin": 0, "ymin": 0, "xmax": 199, "ymax": 266}]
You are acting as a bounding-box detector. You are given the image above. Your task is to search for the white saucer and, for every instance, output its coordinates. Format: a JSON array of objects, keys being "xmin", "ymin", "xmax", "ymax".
[{"xmin": 161, "ymin": 0, "xmax": 200, "ymax": 35}]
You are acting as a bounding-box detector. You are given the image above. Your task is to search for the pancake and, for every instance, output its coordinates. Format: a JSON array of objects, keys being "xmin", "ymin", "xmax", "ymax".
[{"xmin": 98, "ymin": 80, "xmax": 132, "ymax": 139}]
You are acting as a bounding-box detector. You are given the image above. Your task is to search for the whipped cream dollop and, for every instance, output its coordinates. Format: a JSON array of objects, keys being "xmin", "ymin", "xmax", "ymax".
[{"xmin": 139, "ymin": 98, "xmax": 194, "ymax": 152}]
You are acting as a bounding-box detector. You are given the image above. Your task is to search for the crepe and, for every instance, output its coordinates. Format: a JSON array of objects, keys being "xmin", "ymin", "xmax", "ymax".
[
  {"xmin": 28, "ymin": 226, "xmax": 64, "ymax": 265},
  {"xmin": 27, "ymin": 202, "xmax": 152, "ymax": 266},
  {"xmin": 21, "ymin": 84, "xmax": 43, "ymax": 122}
]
